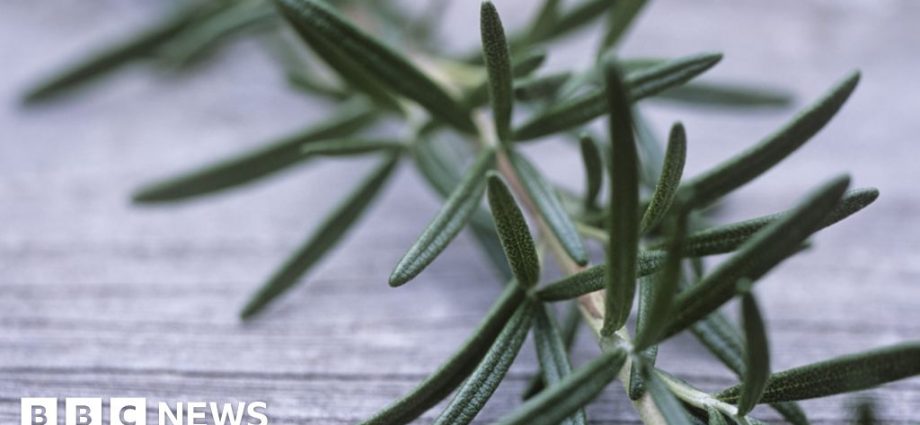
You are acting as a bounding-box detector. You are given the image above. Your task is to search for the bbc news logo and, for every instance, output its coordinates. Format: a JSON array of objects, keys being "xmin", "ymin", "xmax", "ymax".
[{"xmin": 21, "ymin": 399, "xmax": 268, "ymax": 425}]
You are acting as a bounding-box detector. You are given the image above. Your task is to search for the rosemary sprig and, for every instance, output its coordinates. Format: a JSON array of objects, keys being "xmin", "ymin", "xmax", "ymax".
[{"xmin": 26, "ymin": 0, "xmax": 920, "ymax": 422}]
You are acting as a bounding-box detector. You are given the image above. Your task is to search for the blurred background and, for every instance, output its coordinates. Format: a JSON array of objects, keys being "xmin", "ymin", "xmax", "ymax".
[{"xmin": 2, "ymin": 0, "xmax": 919, "ymax": 423}]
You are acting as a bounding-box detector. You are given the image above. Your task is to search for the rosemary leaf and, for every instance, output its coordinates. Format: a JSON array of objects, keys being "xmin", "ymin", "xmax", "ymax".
[
  {"xmin": 509, "ymin": 151, "xmax": 588, "ymax": 265},
  {"xmin": 536, "ymin": 0, "xmax": 613, "ymax": 44},
  {"xmin": 690, "ymin": 310, "xmax": 810, "ymax": 425},
  {"xmin": 464, "ymin": 49, "xmax": 547, "ymax": 107},
  {"xmin": 598, "ymin": 0, "xmax": 648, "ymax": 53},
  {"xmin": 22, "ymin": 2, "xmax": 218, "ymax": 104},
  {"xmin": 628, "ymin": 275, "xmax": 659, "ymax": 400},
  {"xmin": 579, "ymin": 133, "xmax": 604, "ymax": 211},
  {"xmin": 487, "ymin": 173, "xmax": 541, "ymax": 288},
  {"xmin": 514, "ymin": 52, "xmax": 722, "ymax": 141},
  {"xmin": 602, "ymin": 60, "xmax": 640, "ymax": 335},
  {"xmin": 390, "ymin": 148, "xmax": 495, "ymax": 286},
  {"xmin": 160, "ymin": 1, "xmax": 277, "ymax": 68},
  {"xmin": 481, "ymin": 1, "xmax": 515, "ymax": 143},
  {"xmin": 640, "ymin": 123, "xmax": 687, "ymax": 233},
  {"xmin": 663, "ymin": 175, "xmax": 851, "ymax": 338},
  {"xmin": 633, "ymin": 213, "xmax": 687, "ymax": 351},
  {"xmin": 524, "ymin": 302, "xmax": 582, "ymax": 399},
  {"xmin": 658, "ymin": 82, "xmax": 793, "ymax": 109},
  {"xmin": 133, "ymin": 103, "xmax": 377, "ymax": 203},
  {"xmin": 275, "ymin": 2, "xmax": 402, "ymax": 111},
  {"xmin": 717, "ymin": 342, "xmax": 920, "ymax": 403},
  {"xmin": 433, "ymin": 301, "xmax": 535, "ymax": 425},
  {"xmin": 525, "ymin": 0, "xmax": 562, "ymax": 43},
  {"xmin": 300, "ymin": 138, "xmax": 405, "ymax": 156},
  {"xmin": 513, "ymin": 49, "xmax": 549, "ymax": 78},
  {"xmin": 737, "ymin": 290, "xmax": 771, "ymax": 416},
  {"xmin": 679, "ymin": 71, "xmax": 860, "ymax": 208},
  {"xmin": 643, "ymin": 369, "xmax": 694, "ymax": 425},
  {"xmin": 412, "ymin": 139, "xmax": 512, "ymax": 280},
  {"xmin": 493, "ymin": 348, "xmax": 628, "ymax": 425},
  {"xmin": 275, "ymin": 0, "xmax": 476, "ymax": 132},
  {"xmin": 240, "ymin": 154, "xmax": 399, "ymax": 318},
  {"xmin": 514, "ymin": 72, "xmax": 572, "ymax": 102},
  {"xmin": 532, "ymin": 304, "xmax": 588, "ymax": 425},
  {"xmin": 705, "ymin": 406, "xmax": 727, "ymax": 425},
  {"xmin": 537, "ymin": 250, "xmax": 666, "ymax": 302},
  {"xmin": 851, "ymin": 399, "xmax": 878, "ymax": 425},
  {"xmin": 669, "ymin": 188, "xmax": 878, "ymax": 257},
  {"xmin": 360, "ymin": 283, "xmax": 526, "ymax": 425}
]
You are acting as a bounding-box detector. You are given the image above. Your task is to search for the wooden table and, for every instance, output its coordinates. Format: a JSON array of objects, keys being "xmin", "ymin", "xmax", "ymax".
[{"xmin": 2, "ymin": 1, "xmax": 919, "ymax": 423}]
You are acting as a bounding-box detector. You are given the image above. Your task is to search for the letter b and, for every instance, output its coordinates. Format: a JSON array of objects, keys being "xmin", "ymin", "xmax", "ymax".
[
  {"xmin": 22, "ymin": 398, "xmax": 57, "ymax": 425},
  {"xmin": 65, "ymin": 399, "xmax": 101, "ymax": 425}
]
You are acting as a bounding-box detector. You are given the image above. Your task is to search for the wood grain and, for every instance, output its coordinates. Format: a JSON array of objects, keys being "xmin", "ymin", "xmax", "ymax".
[{"xmin": 2, "ymin": 0, "xmax": 919, "ymax": 423}]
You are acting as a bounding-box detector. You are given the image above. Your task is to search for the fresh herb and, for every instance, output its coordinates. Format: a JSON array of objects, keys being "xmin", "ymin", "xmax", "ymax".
[{"xmin": 25, "ymin": 0, "xmax": 917, "ymax": 422}]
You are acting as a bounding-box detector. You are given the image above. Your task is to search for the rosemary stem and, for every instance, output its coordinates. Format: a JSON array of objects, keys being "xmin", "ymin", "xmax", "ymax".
[{"xmin": 475, "ymin": 111, "xmax": 666, "ymax": 423}]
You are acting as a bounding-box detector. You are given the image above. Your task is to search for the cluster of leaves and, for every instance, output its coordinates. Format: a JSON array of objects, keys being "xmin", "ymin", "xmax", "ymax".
[{"xmin": 24, "ymin": 0, "xmax": 920, "ymax": 423}]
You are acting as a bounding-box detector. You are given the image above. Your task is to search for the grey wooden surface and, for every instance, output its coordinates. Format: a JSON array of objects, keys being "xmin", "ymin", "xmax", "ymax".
[{"xmin": 2, "ymin": 1, "xmax": 920, "ymax": 423}]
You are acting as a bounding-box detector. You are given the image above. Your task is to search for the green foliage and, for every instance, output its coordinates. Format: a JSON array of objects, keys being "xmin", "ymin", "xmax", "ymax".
[
  {"xmin": 487, "ymin": 173, "xmax": 541, "ymax": 288},
  {"xmin": 480, "ymin": 1, "xmax": 514, "ymax": 143},
  {"xmin": 433, "ymin": 301, "xmax": 535, "ymax": 425},
  {"xmin": 717, "ymin": 343, "xmax": 920, "ymax": 403},
  {"xmin": 240, "ymin": 155, "xmax": 399, "ymax": 318},
  {"xmin": 509, "ymin": 151, "xmax": 588, "ymax": 265},
  {"xmin": 737, "ymin": 288, "xmax": 771, "ymax": 416},
  {"xmin": 361, "ymin": 283, "xmax": 526, "ymax": 425},
  {"xmin": 390, "ymin": 148, "xmax": 495, "ymax": 286},
  {"xmin": 26, "ymin": 0, "xmax": 917, "ymax": 423},
  {"xmin": 602, "ymin": 60, "xmax": 640, "ymax": 336}
]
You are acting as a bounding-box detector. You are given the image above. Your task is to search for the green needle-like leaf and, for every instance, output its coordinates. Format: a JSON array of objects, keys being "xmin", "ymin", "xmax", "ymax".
[
  {"xmin": 633, "ymin": 213, "xmax": 687, "ymax": 351},
  {"xmin": 433, "ymin": 301, "xmax": 535, "ymax": 425},
  {"xmin": 537, "ymin": 250, "xmax": 666, "ymax": 302},
  {"xmin": 511, "ymin": 49, "xmax": 549, "ymax": 78},
  {"xmin": 361, "ymin": 283, "xmax": 526, "ymax": 425},
  {"xmin": 390, "ymin": 148, "xmax": 495, "ymax": 286},
  {"xmin": 706, "ymin": 406, "xmax": 728, "ymax": 425},
  {"xmin": 300, "ymin": 138, "xmax": 405, "ymax": 156},
  {"xmin": 679, "ymin": 71, "xmax": 860, "ymax": 208},
  {"xmin": 514, "ymin": 53, "xmax": 722, "ymax": 141},
  {"xmin": 579, "ymin": 133, "xmax": 604, "ymax": 211},
  {"xmin": 240, "ymin": 155, "xmax": 399, "ymax": 318},
  {"xmin": 717, "ymin": 342, "xmax": 920, "ymax": 403},
  {"xmin": 160, "ymin": 1, "xmax": 277, "ymax": 68},
  {"xmin": 240, "ymin": 155, "xmax": 399, "ymax": 319},
  {"xmin": 464, "ymin": 49, "xmax": 548, "ymax": 107},
  {"xmin": 535, "ymin": 0, "xmax": 613, "ymax": 44},
  {"xmin": 133, "ymin": 104, "xmax": 377, "ymax": 203},
  {"xmin": 509, "ymin": 151, "xmax": 588, "ymax": 265},
  {"xmin": 598, "ymin": 0, "xmax": 647, "ymax": 53},
  {"xmin": 523, "ymin": 302, "xmax": 583, "ymax": 399},
  {"xmin": 514, "ymin": 72, "xmax": 572, "ymax": 102},
  {"xmin": 628, "ymin": 275, "xmax": 659, "ymax": 400},
  {"xmin": 412, "ymin": 139, "xmax": 512, "ymax": 280},
  {"xmin": 274, "ymin": 0, "xmax": 475, "ymax": 133},
  {"xmin": 668, "ymin": 188, "xmax": 878, "ymax": 257},
  {"xmin": 481, "ymin": 1, "xmax": 514, "ymax": 142},
  {"xmin": 493, "ymin": 348, "xmax": 628, "ymax": 425},
  {"xmin": 602, "ymin": 60, "xmax": 640, "ymax": 336},
  {"xmin": 737, "ymin": 289, "xmax": 771, "ymax": 416},
  {"xmin": 657, "ymin": 82, "xmax": 793, "ymax": 109},
  {"xmin": 487, "ymin": 173, "xmax": 541, "ymax": 288},
  {"xmin": 690, "ymin": 309, "xmax": 810, "ymax": 425},
  {"xmin": 640, "ymin": 123, "xmax": 687, "ymax": 233},
  {"xmin": 643, "ymin": 369, "xmax": 694, "ymax": 425},
  {"xmin": 22, "ymin": 2, "xmax": 218, "ymax": 104},
  {"xmin": 663, "ymin": 175, "xmax": 851, "ymax": 338},
  {"xmin": 532, "ymin": 304, "xmax": 588, "ymax": 425}
]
